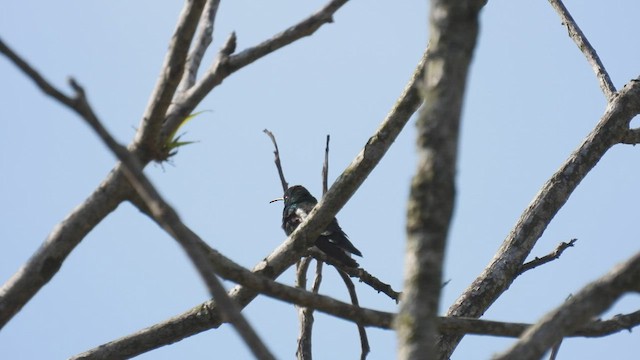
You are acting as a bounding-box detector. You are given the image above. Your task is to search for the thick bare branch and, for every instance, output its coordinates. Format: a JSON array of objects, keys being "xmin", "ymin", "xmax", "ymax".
[
  {"xmin": 548, "ymin": 0, "xmax": 616, "ymax": 100},
  {"xmin": 132, "ymin": 0, "xmax": 207, "ymax": 158},
  {"xmin": 73, "ymin": 42, "xmax": 429, "ymax": 359},
  {"xmin": 161, "ymin": 0, "xmax": 350, "ymax": 143},
  {"xmin": 0, "ymin": 0, "xmax": 208, "ymax": 329},
  {"xmin": 437, "ymin": 77, "xmax": 640, "ymax": 359},
  {"xmin": 518, "ymin": 238, "xmax": 577, "ymax": 275},
  {"xmin": 0, "ymin": 0, "xmax": 344, "ymax": 332},
  {"xmin": 496, "ymin": 252, "xmax": 640, "ymax": 360},
  {"xmin": 620, "ymin": 126, "xmax": 640, "ymax": 145},
  {"xmin": 0, "ymin": 38, "xmax": 136, "ymax": 329},
  {"xmin": 1, "ymin": 28, "xmax": 274, "ymax": 358},
  {"xmin": 398, "ymin": 1, "xmax": 485, "ymax": 359}
]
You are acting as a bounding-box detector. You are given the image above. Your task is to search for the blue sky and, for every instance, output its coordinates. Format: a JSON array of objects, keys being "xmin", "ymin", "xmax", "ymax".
[{"xmin": 1, "ymin": 1, "xmax": 639, "ymax": 359}]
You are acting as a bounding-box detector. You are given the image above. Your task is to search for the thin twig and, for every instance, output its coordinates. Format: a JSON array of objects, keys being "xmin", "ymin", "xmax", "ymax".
[
  {"xmin": 307, "ymin": 248, "xmax": 401, "ymax": 302},
  {"xmin": 161, "ymin": 0, "xmax": 350, "ymax": 142},
  {"xmin": 337, "ymin": 270, "xmax": 370, "ymax": 360},
  {"xmin": 322, "ymin": 135, "xmax": 330, "ymax": 194},
  {"xmin": 518, "ymin": 239, "xmax": 577, "ymax": 275},
  {"xmin": 496, "ymin": 252, "xmax": 640, "ymax": 360},
  {"xmin": 295, "ymin": 257, "xmax": 314, "ymax": 360},
  {"xmin": 264, "ymin": 129, "xmax": 289, "ymax": 192},
  {"xmin": 547, "ymin": 0, "xmax": 616, "ymax": 100},
  {"xmin": 179, "ymin": 0, "xmax": 221, "ymax": 93}
]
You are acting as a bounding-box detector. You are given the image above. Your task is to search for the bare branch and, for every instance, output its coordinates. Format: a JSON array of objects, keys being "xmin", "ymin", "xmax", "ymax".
[
  {"xmin": 295, "ymin": 257, "xmax": 320, "ymax": 360},
  {"xmin": 548, "ymin": 0, "xmax": 616, "ymax": 100},
  {"xmin": 0, "ymin": 0, "xmax": 210, "ymax": 329},
  {"xmin": 323, "ymin": 135, "xmax": 330, "ymax": 194},
  {"xmin": 264, "ymin": 129, "xmax": 289, "ymax": 192},
  {"xmin": 133, "ymin": 0, "xmax": 207, "ymax": 158},
  {"xmin": 73, "ymin": 40, "xmax": 429, "ymax": 358},
  {"xmin": 307, "ymin": 248, "xmax": 401, "ymax": 302},
  {"xmin": 0, "ymin": 38, "xmax": 75, "ymax": 108},
  {"xmin": 620, "ymin": 126, "xmax": 640, "ymax": 145},
  {"xmin": 437, "ymin": 77, "xmax": 640, "ymax": 358},
  {"xmin": 495, "ymin": 252, "xmax": 640, "ymax": 360},
  {"xmin": 178, "ymin": 0, "xmax": 221, "ymax": 92},
  {"xmin": 337, "ymin": 270, "xmax": 370, "ymax": 360},
  {"xmin": 399, "ymin": 1, "xmax": 484, "ymax": 358},
  {"xmin": 161, "ymin": 0, "xmax": 350, "ymax": 142},
  {"xmin": 518, "ymin": 238, "xmax": 577, "ymax": 275},
  {"xmin": 0, "ymin": 38, "xmax": 136, "ymax": 329},
  {"xmin": 1, "ymin": 32, "xmax": 274, "ymax": 358}
]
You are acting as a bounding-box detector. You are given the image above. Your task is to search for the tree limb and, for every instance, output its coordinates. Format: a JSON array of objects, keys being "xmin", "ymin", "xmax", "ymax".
[
  {"xmin": 495, "ymin": 252, "xmax": 640, "ymax": 360},
  {"xmin": 0, "ymin": 38, "xmax": 135, "ymax": 329},
  {"xmin": 295, "ymin": 257, "xmax": 319, "ymax": 360},
  {"xmin": 398, "ymin": 1, "xmax": 485, "ymax": 358},
  {"xmin": 73, "ymin": 41, "xmax": 429, "ymax": 359},
  {"xmin": 437, "ymin": 76, "xmax": 640, "ymax": 358},
  {"xmin": 547, "ymin": 0, "xmax": 616, "ymax": 100},
  {"xmin": 133, "ymin": 0, "xmax": 207, "ymax": 159},
  {"xmin": 161, "ymin": 0, "xmax": 351, "ymax": 146},
  {"xmin": 0, "ymin": 0, "xmax": 347, "ymax": 332},
  {"xmin": 178, "ymin": 0, "xmax": 221, "ymax": 93}
]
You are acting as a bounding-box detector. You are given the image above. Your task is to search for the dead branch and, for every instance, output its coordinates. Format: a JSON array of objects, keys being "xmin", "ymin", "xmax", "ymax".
[
  {"xmin": 399, "ymin": 0, "xmax": 484, "ymax": 357},
  {"xmin": 161, "ymin": 0, "xmax": 351, "ymax": 147},
  {"xmin": 295, "ymin": 257, "xmax": 316, "ymax": 360},
  {"xmin": 518, "ymin": 239, "xmax": 577, "ymax": 275},
  {"xmin": 71, "ymin": 40, "xmax": 429, "ymax": 358},
  {"xmin": 307, "ymin": 248, "xmax": 401, "ymax": 302},
  {"xmin": 337, "ymin": 269, "xmax": 370, "ymax": 360},
  {"xmin": 179, "ymin": 0, "xmax": 222, "ymax": 93},
  {"xmin": 438, "ymin": 77, "xmax": 640, "ymax": 359},
  {"xmin": 547, "ymin": 0, "xmax": 616, "ymax": 100},
  {"xmin": 264, "ymin": 129, "xmax": 289, "ymax": 192},
  {"xmin": 496, "ymin": 252, "xmax": 640, "ymax": 360}
]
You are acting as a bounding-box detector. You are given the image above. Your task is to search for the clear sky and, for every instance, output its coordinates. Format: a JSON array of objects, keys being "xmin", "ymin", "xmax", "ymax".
[{"xmin": 1, "ymin": 1, "xmax": 639, "ymax": 359}]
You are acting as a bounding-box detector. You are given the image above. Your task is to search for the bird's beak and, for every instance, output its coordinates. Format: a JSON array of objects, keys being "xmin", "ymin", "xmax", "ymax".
[{"xmin": 269, "ymin": 197, "xmax": 283, "ymax": 204}]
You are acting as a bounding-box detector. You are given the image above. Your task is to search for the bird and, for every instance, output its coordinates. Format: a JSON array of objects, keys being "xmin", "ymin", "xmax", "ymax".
[{"xmin": 271, "ymin": 185, "xmax": 362, "ymax": 268}]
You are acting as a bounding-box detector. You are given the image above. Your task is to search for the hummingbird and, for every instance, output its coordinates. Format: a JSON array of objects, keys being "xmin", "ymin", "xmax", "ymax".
[{"xmin": 271, "ymin": 185, "xmax": 362, "ymax": 268}]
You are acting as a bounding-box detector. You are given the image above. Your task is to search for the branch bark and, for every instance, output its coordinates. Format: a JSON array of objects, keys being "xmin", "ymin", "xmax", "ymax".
[
  {"xmin": 0, "ymin": 0, "xmax": 350, "ymax": 332},
  {"xmin": 133, "ymin": 0, "xmax": 207, "ymax": 159},
  {"xmin": 495, "ymin": 252, "xmax": 640, "ymax": 360},
  {"xmin": 72, "ymin": 43, "xmax": 429, "ymax": 359},
  {"xmin": 437, "ymin": 76, "xmax": 640, "ymax": 359},
  {"xmin": 398, "ymin": 1, "xmax": 485, "ymax": 359},
  {"xmin": 547, "ymin": 0, "xmax": 616, "ymax": 100},
  {"xmin": 518, "ymin": 238, "xmax": 577, "ymax": 275}
]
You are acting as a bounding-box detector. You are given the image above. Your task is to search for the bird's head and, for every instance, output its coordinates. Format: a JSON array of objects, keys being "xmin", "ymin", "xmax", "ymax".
[{"xmin": 270, "ymin": 185, "xmax": 317, "ymax": 206}]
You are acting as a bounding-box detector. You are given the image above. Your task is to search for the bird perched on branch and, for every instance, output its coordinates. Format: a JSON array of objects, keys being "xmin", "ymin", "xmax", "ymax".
[{"xmin": 271, "ymin": 185, "xmax": 362, "ymax": 268}]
